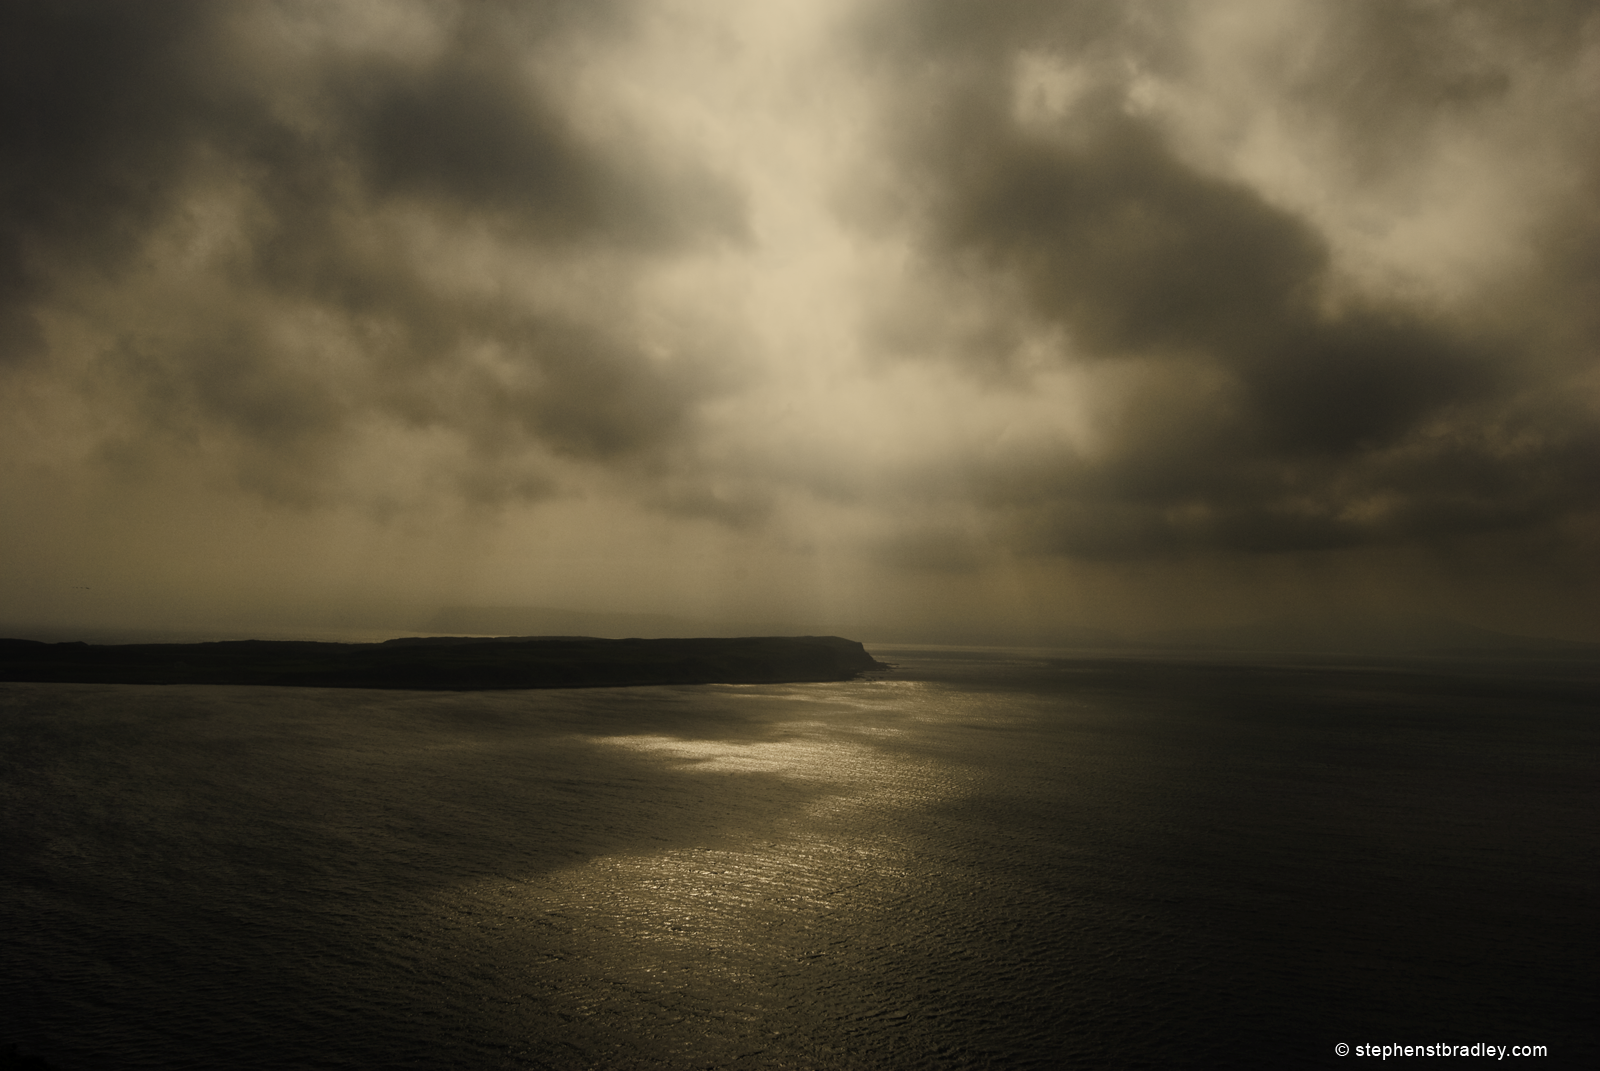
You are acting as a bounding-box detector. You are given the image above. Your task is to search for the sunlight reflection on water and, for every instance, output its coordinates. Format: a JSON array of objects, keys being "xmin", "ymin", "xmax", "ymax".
[
  {"xmin": 429, "ymin": 679, "xmax": 988, "ymax": 1066},
  {"xmin": 2, "ymin": 654, "xmax": 1594, "ymax": 1069},
  {"xmin": 592, "ymin": 732, "xmax": 876, "ymax": 776}
]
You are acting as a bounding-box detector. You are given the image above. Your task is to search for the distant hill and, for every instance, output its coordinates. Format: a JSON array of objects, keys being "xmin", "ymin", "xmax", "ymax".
[
  {"xmin": 1134, "ymin": 614, "xmax": 1599, "ymax": 656},
  {"xmin": 0, "ymin": 635, "xmax": 886, "ymax": 689}
]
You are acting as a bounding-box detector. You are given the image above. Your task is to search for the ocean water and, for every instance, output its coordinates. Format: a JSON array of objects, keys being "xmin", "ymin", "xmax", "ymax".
[{"xmin": 1, "ymin": 647, "xmax": 1594, "ymax": 1069}]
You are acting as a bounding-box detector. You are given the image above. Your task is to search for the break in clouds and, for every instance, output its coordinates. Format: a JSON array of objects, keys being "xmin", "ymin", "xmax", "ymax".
[{"xmin": 2, "ymin": 0, "xmax": 1598, "ymax": 630}]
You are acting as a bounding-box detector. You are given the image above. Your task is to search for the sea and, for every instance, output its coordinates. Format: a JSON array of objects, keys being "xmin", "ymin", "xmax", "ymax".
[{"xmin": 1, "ymin": 645, "xmax": 1594, "ymax": 1069}]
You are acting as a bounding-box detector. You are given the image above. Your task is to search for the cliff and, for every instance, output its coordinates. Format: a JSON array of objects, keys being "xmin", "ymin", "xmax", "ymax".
[{"xmin": 0, "ymin": 635, "xmax": 887, "ymax": 690}]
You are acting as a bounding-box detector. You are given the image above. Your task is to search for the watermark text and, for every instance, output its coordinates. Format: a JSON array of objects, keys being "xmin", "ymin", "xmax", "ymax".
[{"xmin": 1334, "ymin": 1042, "xmax": 1547, "ymax": 1059}]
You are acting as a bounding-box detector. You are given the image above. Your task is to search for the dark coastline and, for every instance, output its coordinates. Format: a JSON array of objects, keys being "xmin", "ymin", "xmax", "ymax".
[{"xmin": 0, "ymin": 634, "xmax": 886, "ymax": 690}]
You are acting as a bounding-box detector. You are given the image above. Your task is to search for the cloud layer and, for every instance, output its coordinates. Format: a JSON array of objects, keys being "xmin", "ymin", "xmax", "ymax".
[
  {"xmin": 854, "ymin": 0, "xmax": 1599, "ymax": 557},
  {"xmin": 2, "ymin": 0, "xmax": 744, "ymax": 506},
  {"xmin": 2, "ymin": 0, "xmax": 1596, "ymax": 635}
]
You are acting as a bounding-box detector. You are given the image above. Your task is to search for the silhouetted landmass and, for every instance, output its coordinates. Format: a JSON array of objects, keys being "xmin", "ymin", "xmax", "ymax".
[{"xmin": 0, "ymin": 635, "xmax": 886, "ymax": 690}]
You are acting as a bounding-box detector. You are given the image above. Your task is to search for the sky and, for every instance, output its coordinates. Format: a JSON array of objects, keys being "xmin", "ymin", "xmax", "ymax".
[{"xmin": 2, "ymin": 0, "xmax": 1597, "ymax": 643}]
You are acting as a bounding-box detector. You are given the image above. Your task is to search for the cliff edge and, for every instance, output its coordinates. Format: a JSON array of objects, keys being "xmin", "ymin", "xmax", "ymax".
[{"xmin": 0, "ymin": 635, "xmax": 887, "ymax": 690}]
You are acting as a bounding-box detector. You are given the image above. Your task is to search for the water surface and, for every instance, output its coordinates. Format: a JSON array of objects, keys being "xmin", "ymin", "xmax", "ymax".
[{"xmin": 2, "ymin": 648, "xmax": 1593, "ymax": 1068}]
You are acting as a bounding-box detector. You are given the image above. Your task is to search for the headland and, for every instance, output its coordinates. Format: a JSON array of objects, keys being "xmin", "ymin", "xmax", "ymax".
[{"xmin": 0, "ymin": 635, "xmax": 886, "ymax": 690}]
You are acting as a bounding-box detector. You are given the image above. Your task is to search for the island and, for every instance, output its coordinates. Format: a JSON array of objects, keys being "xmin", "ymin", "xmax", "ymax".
[{"xmin": 0, "ymin": 635, "xmax": 887, "ymax": 690}]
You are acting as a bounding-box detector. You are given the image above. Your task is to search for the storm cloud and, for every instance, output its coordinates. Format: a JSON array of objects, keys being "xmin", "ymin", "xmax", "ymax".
[
  {"xmin": 1, "ymin": 0, "xmax": 742, "ymax": 503},
  {"xmin": 856, "ymin": 0, "xmax": 1600, "ymax": 556},
  {"xmin": 1, "ymin": 0, "xmax": 1596, "ymax": 639}
]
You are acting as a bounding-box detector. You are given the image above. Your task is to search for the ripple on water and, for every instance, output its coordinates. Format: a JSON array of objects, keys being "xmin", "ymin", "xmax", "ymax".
[{"xmin": 2, "ymin": 658, "xmax": 1595, "ymax": 1068}]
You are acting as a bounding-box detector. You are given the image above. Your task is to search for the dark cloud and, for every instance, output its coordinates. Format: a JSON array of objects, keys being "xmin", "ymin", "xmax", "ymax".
[
  {"xmin": 0, "ymin": 0, "xmax": 208, "ymax": 362},
  {"xmin": 0, "ymin": 0, "xmax": 744, "ymax": 502},
  {"xmin": 1271, "ymin": 0, "xmax": 1593, "ymax": 186},
  {"xmin": 856, "ymin": 0, "xmax": 1600, "ymax": 558},
  {"xmin": 336, "ymin": 5, "xmax": 743, "ymax": 246},
  {"xmin": 1, "ymin": 0, "xmax": 1596, "ymax": 642}
]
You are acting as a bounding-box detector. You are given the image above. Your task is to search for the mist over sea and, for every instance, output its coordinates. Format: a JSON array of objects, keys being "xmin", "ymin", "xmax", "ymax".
[{"xmin": 2, "ymin": 647, "xmax": 1593, "ymax": 1069}]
